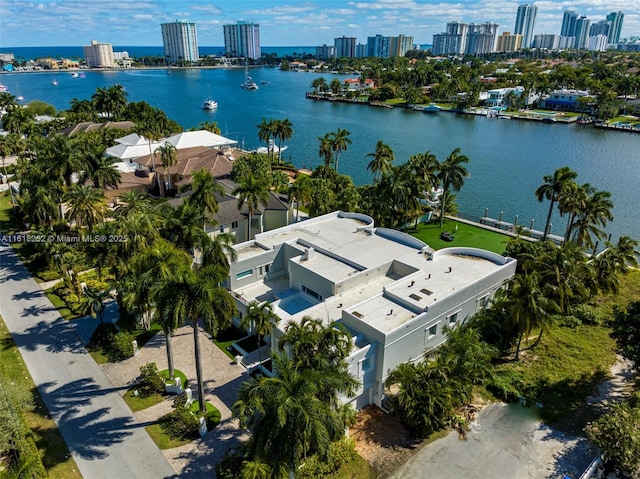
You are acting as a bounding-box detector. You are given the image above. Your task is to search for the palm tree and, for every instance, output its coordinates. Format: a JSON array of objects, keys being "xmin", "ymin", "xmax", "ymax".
[
  {"xmin": 287, "ymin": 175, "xmax": 312, "ymax": 223},
  {"xmin": 241, "ymin": 301, "xmax": 278, "ymax": 365},
  {"xmin": 558, "ymin": 181, "xmax": 588, "ymax": 242},
  {"xmin": 183, "ymin": 168, "xmax": 224, "ymax": 229},
  {"xmin": 233, "ymin": 353, "xmax": 350, "ymax": 478},
  {"xmin": 161, "ymin": 202, "xmax": 211, "ymax": 255},
  {"xmin": 233, "ymin": 173, "xmax": 270, "ymax": 242},
  {"xmin": 436, "ymin": 148, "xmax": 470, "ymax": 228},
  {"xmin": 257, "ymin": 118, "xmax": 276, "ymax": 161},
  {"xmin": 274, "ymin": 118, "xmax": 293, "ymax": 165},
  {"xmin": 91, "ymin": 84, "xmax": 128, "ymax": 120},
  {"xmin": 156, "ymin": 256, "xmax": 236, "ymax": 413},
  {"xmin": 197, "ymin": 121, "xmax": 221, "ymax": 134},
  {"xmin": 366, "ymin": 140, "xmax": 394, "ymax": 182},
  {"xmin": 155, "ymin": 142, "xmax": 177, "ymax": 195},
  {"xmin": 82, "ymin": 286, "xmax": 109, "ymax": 324},
  {"xmin": 569, "ymin": 188, "xmax": 614, "ymax": 249},
  {"xmin": 330, "ymin": 128, "xmax": 351, "ymax": 174},
  {"xmin": 408, "ymin": 150, "xmax": 439, "ymax": 202},
  {"xmin": 318, "ymin": 134, "xmax": 333, "ymax": 169},
  {"xmin": 137, "ymin": 120, "xmax": 163, "ymax": 181},
  {"xmin": 535, "ymin": 167, "xmax": 578, "ymax": 241},
  {"xmin": 0, "ymin": 133, "xmax": 20, "ymax": 208},
  {"xmin": 82, "ymin": 149, "xmax": 121, "ymax": 190},
  {"xmin": 64, "ymin": 184, "xmax": 108, "ymax": 233},
  {"xmin": 113, "ymin": 191, "xmax": 154, "ymax": 218}
]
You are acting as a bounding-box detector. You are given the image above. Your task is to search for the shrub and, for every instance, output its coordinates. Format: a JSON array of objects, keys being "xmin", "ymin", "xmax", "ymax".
[
  {"xmin": 37, "ymin": 269, "xmax": 62, "ymax": 282},
  {"xmin": 559, "ymin": 315, "xmax": 582, "ymax": 329},
  {"xmin": 89, "ymin": 323, "xmax": 117, "ymax": 347},
  {"xmin": 570, "ymin": 304, "xmax": 603, "ymax": 325},
  {"xmin": 215, "ymin": 448, "xmax": 245, "ymax": 479},
  {"xmin": 298, "ymin": 438, "xmax": 358, "ymax": 479},
  {"xmin": 108, "ymin": 331, "xmax": 135, "ymax": 362},
  {"xmin": 160, "ymin": 393, "xmax": 199, "ymax": 441},
  {"xmin": 138, "ymin": 362, "xmax": 165, "ymax": 397}
]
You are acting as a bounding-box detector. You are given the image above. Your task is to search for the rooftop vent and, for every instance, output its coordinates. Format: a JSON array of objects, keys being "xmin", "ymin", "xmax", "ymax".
[
  {"xmin": 409, "ymin": 293, "xmax": 422, "ymax": 301},
  {"xmin": 420, "ymin": 288, "xmax": 433, "ymax": 295},
  {"xmin": 352, "ymin": 311, "xmax": 364, "ymax": 319}
]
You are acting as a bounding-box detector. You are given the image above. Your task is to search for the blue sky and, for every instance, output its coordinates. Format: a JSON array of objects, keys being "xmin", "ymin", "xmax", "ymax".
[{"xmin": 0, "ymin": 0, "xmax": 636, "ymax": 47}]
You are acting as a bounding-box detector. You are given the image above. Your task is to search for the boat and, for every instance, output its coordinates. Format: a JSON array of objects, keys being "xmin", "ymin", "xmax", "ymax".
[
  {"xmin": 52, "ymin": 80, "xmax": 58, "ymax": 86},
  {"xmin": 241, "ymin": 62, "xmax": 259, "ymax": 90},
  {"xmin": 71, "ymin": 72, "xmax": 79, "ymax": 78},
  {"xmin": 202, "ymin": 99, "xmax": 218, "ymax": 110},
  {"xmin": 16, "ymin": 96, "xmax": 24, "ymax": 101},
  {"xmin": 423, "ymin": 104, "xmax": 442, "ymax": 113},
  {"xmin": 0, "ymin": 83, "xmax": 7, "ymax": 92}
]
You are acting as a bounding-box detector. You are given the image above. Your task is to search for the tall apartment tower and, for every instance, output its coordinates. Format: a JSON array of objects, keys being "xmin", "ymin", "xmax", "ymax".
[
  {"xmin": 390, "ymin": 35, "xmax": 414, "ymax": 57},
  {"xmin": 574, "ymin": 16, "xmax": 591, "ymax": 49},
  {"xmin": 560, "ymin": 10, "xmax": 579, "ymax": 37},
  {"xmin": 367, "ymin": 34, "xmax": 391, "ymax": 58},
  {"xmin": 589, "ymin": 21, "xmax": 610, "ymax": 38},
  {"xmin": 466, "ymin": 22, "xmax": 499, "ymax": 55},
  {"xmin": 606, "ymin": 11, "xmax": 624, "ymax": 44},
  {"xmin": 83, "ymin": 40, "xmax": 115, "ymax": 68},
  {"xmin": 334, "ymin": 36, "xmax": 357, "ymax": 58},
  {"xmin": 161, "ymin": 20, "xmax": 198, "ymax": 64},
  {"xmin": 514, "ymin": 4, "xmax": 538, "ymax": 48},
  {"xmin": 223, "ymin": 21, "xmax": 261, "ymax": 60}
]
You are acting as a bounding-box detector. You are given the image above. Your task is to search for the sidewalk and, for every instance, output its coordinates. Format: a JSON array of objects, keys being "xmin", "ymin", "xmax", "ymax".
[{"xmin": 100, "ymin": 325, "xmax": 250, "ymax": 477}]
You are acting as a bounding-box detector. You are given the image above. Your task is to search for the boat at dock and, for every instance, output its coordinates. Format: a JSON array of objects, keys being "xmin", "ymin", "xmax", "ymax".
[{"xmin": 423, "ymin": 104, "xmax": 442, "ymax": 113}]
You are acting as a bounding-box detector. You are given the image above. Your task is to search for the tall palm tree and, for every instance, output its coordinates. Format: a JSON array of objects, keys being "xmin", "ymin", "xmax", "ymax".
[
  {"xmin": 64, "ymin": 184, "xmax": 108, "ymax": 233},
  {"xmin": 183, "ymin": 169, "xmax": 224, "ymax": 228},
  {"xmin": 558, "ymin": 181, "xmax": 589, "ymax": 242},
  {"xmin": 256, "ymin": 118, "xmax": 276, "ymax": 161},
  {"xmin": 287, "ymin": 175, "xmax": 312, "ymax": 223},
  {"xmin": 155, "ymin": 142, "xmax": 177, "ymax": 195},
  {"xmin": 569, "ymin": 188, "xmax": 614, "ymax": 249},
  {"xmin": 408, "ymin": 150, "xmax": 439, "ymax": 203},
  {"xmin": 535, "ymin": 166, "xmax": 578, "ymax": 241},
  {"xmin": 161, "ymin": 202, "xmax": 211, "ymax": 255},
  {"xmin": 366, "ymin": 140, "xmax": 394, "ymax": 182},
  {"xmin": 197, "ymin": 121, "xmax": 221, "ymax": 134},
  {"xmin": 436, "ymin": 148, "xmax": 470, "ymax": 228},
  {"xmin": 233, "ymin": 173, "xmax": 270, "ymax": 242},
  {"xmin": 0, "ymin": 133, "xmax": 20, "ymax": 208},
  {"xmin": 318, "ymin": 134, "xmax": 333, "ymax": 169},
  {"xmin": 137, "ymin": 120, "xmax": 163, "ymax": 181},
  {"xmin": 241, "ymin": 301, "xmax": 278, "ymax": 365},
  {"xmin": 330, "ymin": 128, "xmax": 352, "ymax": 174},
  {"xmin": 82, "ymin": 149, "xmax": 121, "ymax": 190},
  {"xmin": 91, "ymin": 84, "xmax": 128, "ymax": 120},
  {"xmin": 113, "ymin": 191, "xmax": 154, "ymax": 218},
  {"xmin": 274, "ymin": 118, "xmax": 293, "ymax": 165}
]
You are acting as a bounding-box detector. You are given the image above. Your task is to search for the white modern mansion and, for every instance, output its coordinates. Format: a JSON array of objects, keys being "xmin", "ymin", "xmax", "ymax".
[{"xmin": 226, "ymin": 211, "xmax": 517, "ymax": 409}]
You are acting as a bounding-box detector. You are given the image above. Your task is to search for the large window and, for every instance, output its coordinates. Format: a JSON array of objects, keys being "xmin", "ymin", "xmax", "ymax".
[
  {"xmin": 236, "ymin": 269, "xmax": 253, "ymax": 280},
  {"xmin": 301, "ymin": 285, "xmax": 323, "ymax": 301}
]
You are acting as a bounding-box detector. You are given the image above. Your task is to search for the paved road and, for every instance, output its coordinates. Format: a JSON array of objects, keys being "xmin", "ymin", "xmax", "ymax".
[
  {"xmin": 389, "ymin": 403, "xmax": 596, "ymax": 479},
  {"xmin": 0, "ymin": 243, "xmax": 177, "ymax": 479}
]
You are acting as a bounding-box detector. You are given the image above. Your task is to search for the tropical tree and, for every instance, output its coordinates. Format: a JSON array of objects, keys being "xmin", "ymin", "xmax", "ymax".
[
  {"xmin": 535, "ymin": 167, "xmax": 578, "ymax": 240},
  {"xmin": 241, "ymin": 301, "xmax": 278, "ymax": 365},
  {"xmin": 197, "ymin": 121, "xmax": 221, "ymax": 134},
  {"xmin": 330, "ymin": 78, "xmax": 342, "ymax": 95},
  {"xmin": 558, "ymin": 181, "xmax": 588, "ymax": 242},
  {"xmin": 155, "ymin": 142, "xmax": 177, "ymax": 195},
  {"xmin": 81, "ymin": 286, "xmax": 110, "ymax": 324},
  {"xmin": 287, "ymin": 175, "xmax": 312, "ymax": 223},
  {"xmin": 233, "ymin": 353, "xmax": 353, "ymax": 478},
  {"xmin": 318, "ymin": 134, "xmax": 333, "ymax": 169},
  {"xmin": 64, "ymin": 184, "xmax": 108, "ymax": 233},
  {"xmin": 113, "ymin": 191, "xmax": 154, "ymax": 218},
  {"xmin": 610, "ymin": 301, "xmax": 640, "ymax": 370},
  {"xmin": 366, "ymin": 140, "xmax": 394, "ymax": 182},
  {"xmin": 91, "ymin": 84, "xmax": 128, "ymax": 120},
  {"xmin": 233, "ymin": 173, "xmax": 270, "ymax": 242},
  {"xmin": 81, "ymin": 148, "xmax": 121, "ymax": 190},
  {"xmin": 183, "ymin": 168, "xmax": 224, "ymax": 229},
  {"xmin": 257, "ymin": 118, "xmax": 277, "ymax": 161},
  {"xmin": 569, "ymin": 188, "xmax": 614, "ymax": 249},
  {"xmin": 436, "ymin": 148, "xmax": 470, "ymax": 228},
  {"xmin": 329, "ymin": 128, "xmax": 351, "ymax": 174},
  {"xmin": 155, "ymin": 254, "xmax": 236, "ymax": 413},
  {"xmin": 273, "ymin": 118, "xmax": 293, "ymax": 164}
]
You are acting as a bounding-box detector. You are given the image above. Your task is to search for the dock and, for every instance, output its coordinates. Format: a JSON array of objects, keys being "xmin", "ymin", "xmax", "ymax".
[{"xmin": 478, "ymin": 211, "xmax": 565, "ymax": 244}]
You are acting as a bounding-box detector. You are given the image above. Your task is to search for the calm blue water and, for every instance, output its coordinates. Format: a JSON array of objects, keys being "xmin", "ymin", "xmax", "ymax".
[{"xmin": 1, "ymin": 68, "xmax": 639, "ymax": 243}]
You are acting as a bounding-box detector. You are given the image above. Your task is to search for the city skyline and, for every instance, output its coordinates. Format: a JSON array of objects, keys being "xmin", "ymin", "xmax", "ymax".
[{"xmin": 0, "ymin": 0, "xmax": 636, "ymax": 48}]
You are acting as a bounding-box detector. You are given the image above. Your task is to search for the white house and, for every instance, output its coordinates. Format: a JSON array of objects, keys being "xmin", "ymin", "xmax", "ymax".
[{"xmin": 225, "ymin": 211, "xmax": 517, "ymax": 410}]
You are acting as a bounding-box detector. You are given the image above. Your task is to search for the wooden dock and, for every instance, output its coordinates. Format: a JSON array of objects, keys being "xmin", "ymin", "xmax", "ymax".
[{"xmin": 479, "ymin": 216, "xmax": 564, "ymax": 244}]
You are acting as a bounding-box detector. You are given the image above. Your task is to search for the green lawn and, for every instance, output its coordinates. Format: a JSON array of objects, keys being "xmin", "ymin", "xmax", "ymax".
[
  {"xmin": 0, "ymin": 315, "xmax": 82, "ymax": 479},
  {"xmin": 0, "ymin": 191, "xmax": 23, "ymax": 233},
  {"xmin": 44, "ymin": 289, "xmax": 78, "ymax": 321},
  {"xmin": 410, "ymin": 218, "xmax": 509, "ymax": 254}
]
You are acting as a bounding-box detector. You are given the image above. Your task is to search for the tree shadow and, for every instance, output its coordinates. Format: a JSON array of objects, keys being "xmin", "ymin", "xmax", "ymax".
[
  {"xmin": 12, "ymin": 288, "xmax": 45, "ymax": 301},
  {"xmin": 21, "ymin": 303, "xmax": 57, "ymax": 317},
  {"xmin": 10, "ymin": 317, "xmax": 86, "ymax": 355},
  {"xmin": 39, "ymin": 378, "xmax": 137, "ymax": 460},
  {"xmin": 539, "ymin": 426, "xmax": 598, "ymax": 478},
  {"xmin": 207, "ymin": 375, "xmax": 246, "ymax": 411}
]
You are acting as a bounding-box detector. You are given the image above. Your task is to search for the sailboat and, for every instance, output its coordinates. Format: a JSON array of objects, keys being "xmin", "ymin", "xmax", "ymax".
[{"xmin": 241, "ymin": 62, "xmax": 259, "ymax": 90}]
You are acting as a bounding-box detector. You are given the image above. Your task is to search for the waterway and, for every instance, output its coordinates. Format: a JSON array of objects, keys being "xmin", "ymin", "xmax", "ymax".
[{"xmin": 1, "ymin": 68, "xmax": 639, "ymax": 243}]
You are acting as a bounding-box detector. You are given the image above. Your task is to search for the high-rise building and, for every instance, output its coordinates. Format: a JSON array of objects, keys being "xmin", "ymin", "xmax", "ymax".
[
  {"xmin": 496, "ymin": 32, "xmax": 523, "ymax": 52},
  {"xmin": 466, "ymin": 22, "xmax": 499, "ymax": 55},
  {"xmin": 223, "ymin": 21, "xmax": 261, "ymax": 60},
  {"xmin": 561, "ymin": 10, "xmax": 579, "ymax": 37},
  {"xmin": 606, "ymin": 11, "xmax": 624, "ymax": 44},
  {"xmin": 367, "ymin": 34, "xmax": 391, "ymax": 58},
  {"xmin": 574, "ymin": 16, "xmax": 591, "ymax": 49},
  {"xmin": 514, "ymin": 4, "xmax": 538, "ymax": 48},
  {"xmin": 532, "ymin": 34, "xmax": 560, "ymax": 49},
  {"xmin": 334, "ymin": 36, "xmax": 357, "ymax": 58},
  {"xmin": 161, "ymin": 20, "xmax": 199, "ymax": 64},
  {"xmin": 589, "ymin": 21, "xmax": 609, "ymax": 38},
  {"xmin": 390, "ymin": 35, "xmax": 414, "ymax": 57},
  {"xmin": 83, "ymin": 40, "xmax": 115, "ymax": 68},
  {"xmin": 588, "ymin": 35, "xmax": 608, "ymax": 52},
  {"xmin": 432, "ymin": 22, "xmax": 469, "ymax": 56},
  {"xmin": 315, "ymin": 44, "xmax": 335, "ymax": 59}
]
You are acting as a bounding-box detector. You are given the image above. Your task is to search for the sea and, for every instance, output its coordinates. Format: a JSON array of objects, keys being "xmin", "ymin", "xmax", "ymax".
[{"xmin": 0, "ymin": 55, "xmax": 638, "ymax": 245}]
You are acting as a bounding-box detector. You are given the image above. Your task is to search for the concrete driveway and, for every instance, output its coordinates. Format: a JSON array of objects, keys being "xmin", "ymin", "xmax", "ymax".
[
  {"xmin": 389, "ymin": 403, "xmax": 597, "ymax": 479},
  {"xmin": 0, "ymin": 243, "xmax": 177, "ymax": 479}
]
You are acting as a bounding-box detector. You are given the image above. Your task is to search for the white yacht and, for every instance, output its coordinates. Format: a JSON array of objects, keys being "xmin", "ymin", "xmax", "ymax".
[{"xmin": 202, "ymin": 99, "xmax": 218, "ymax": 110}]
